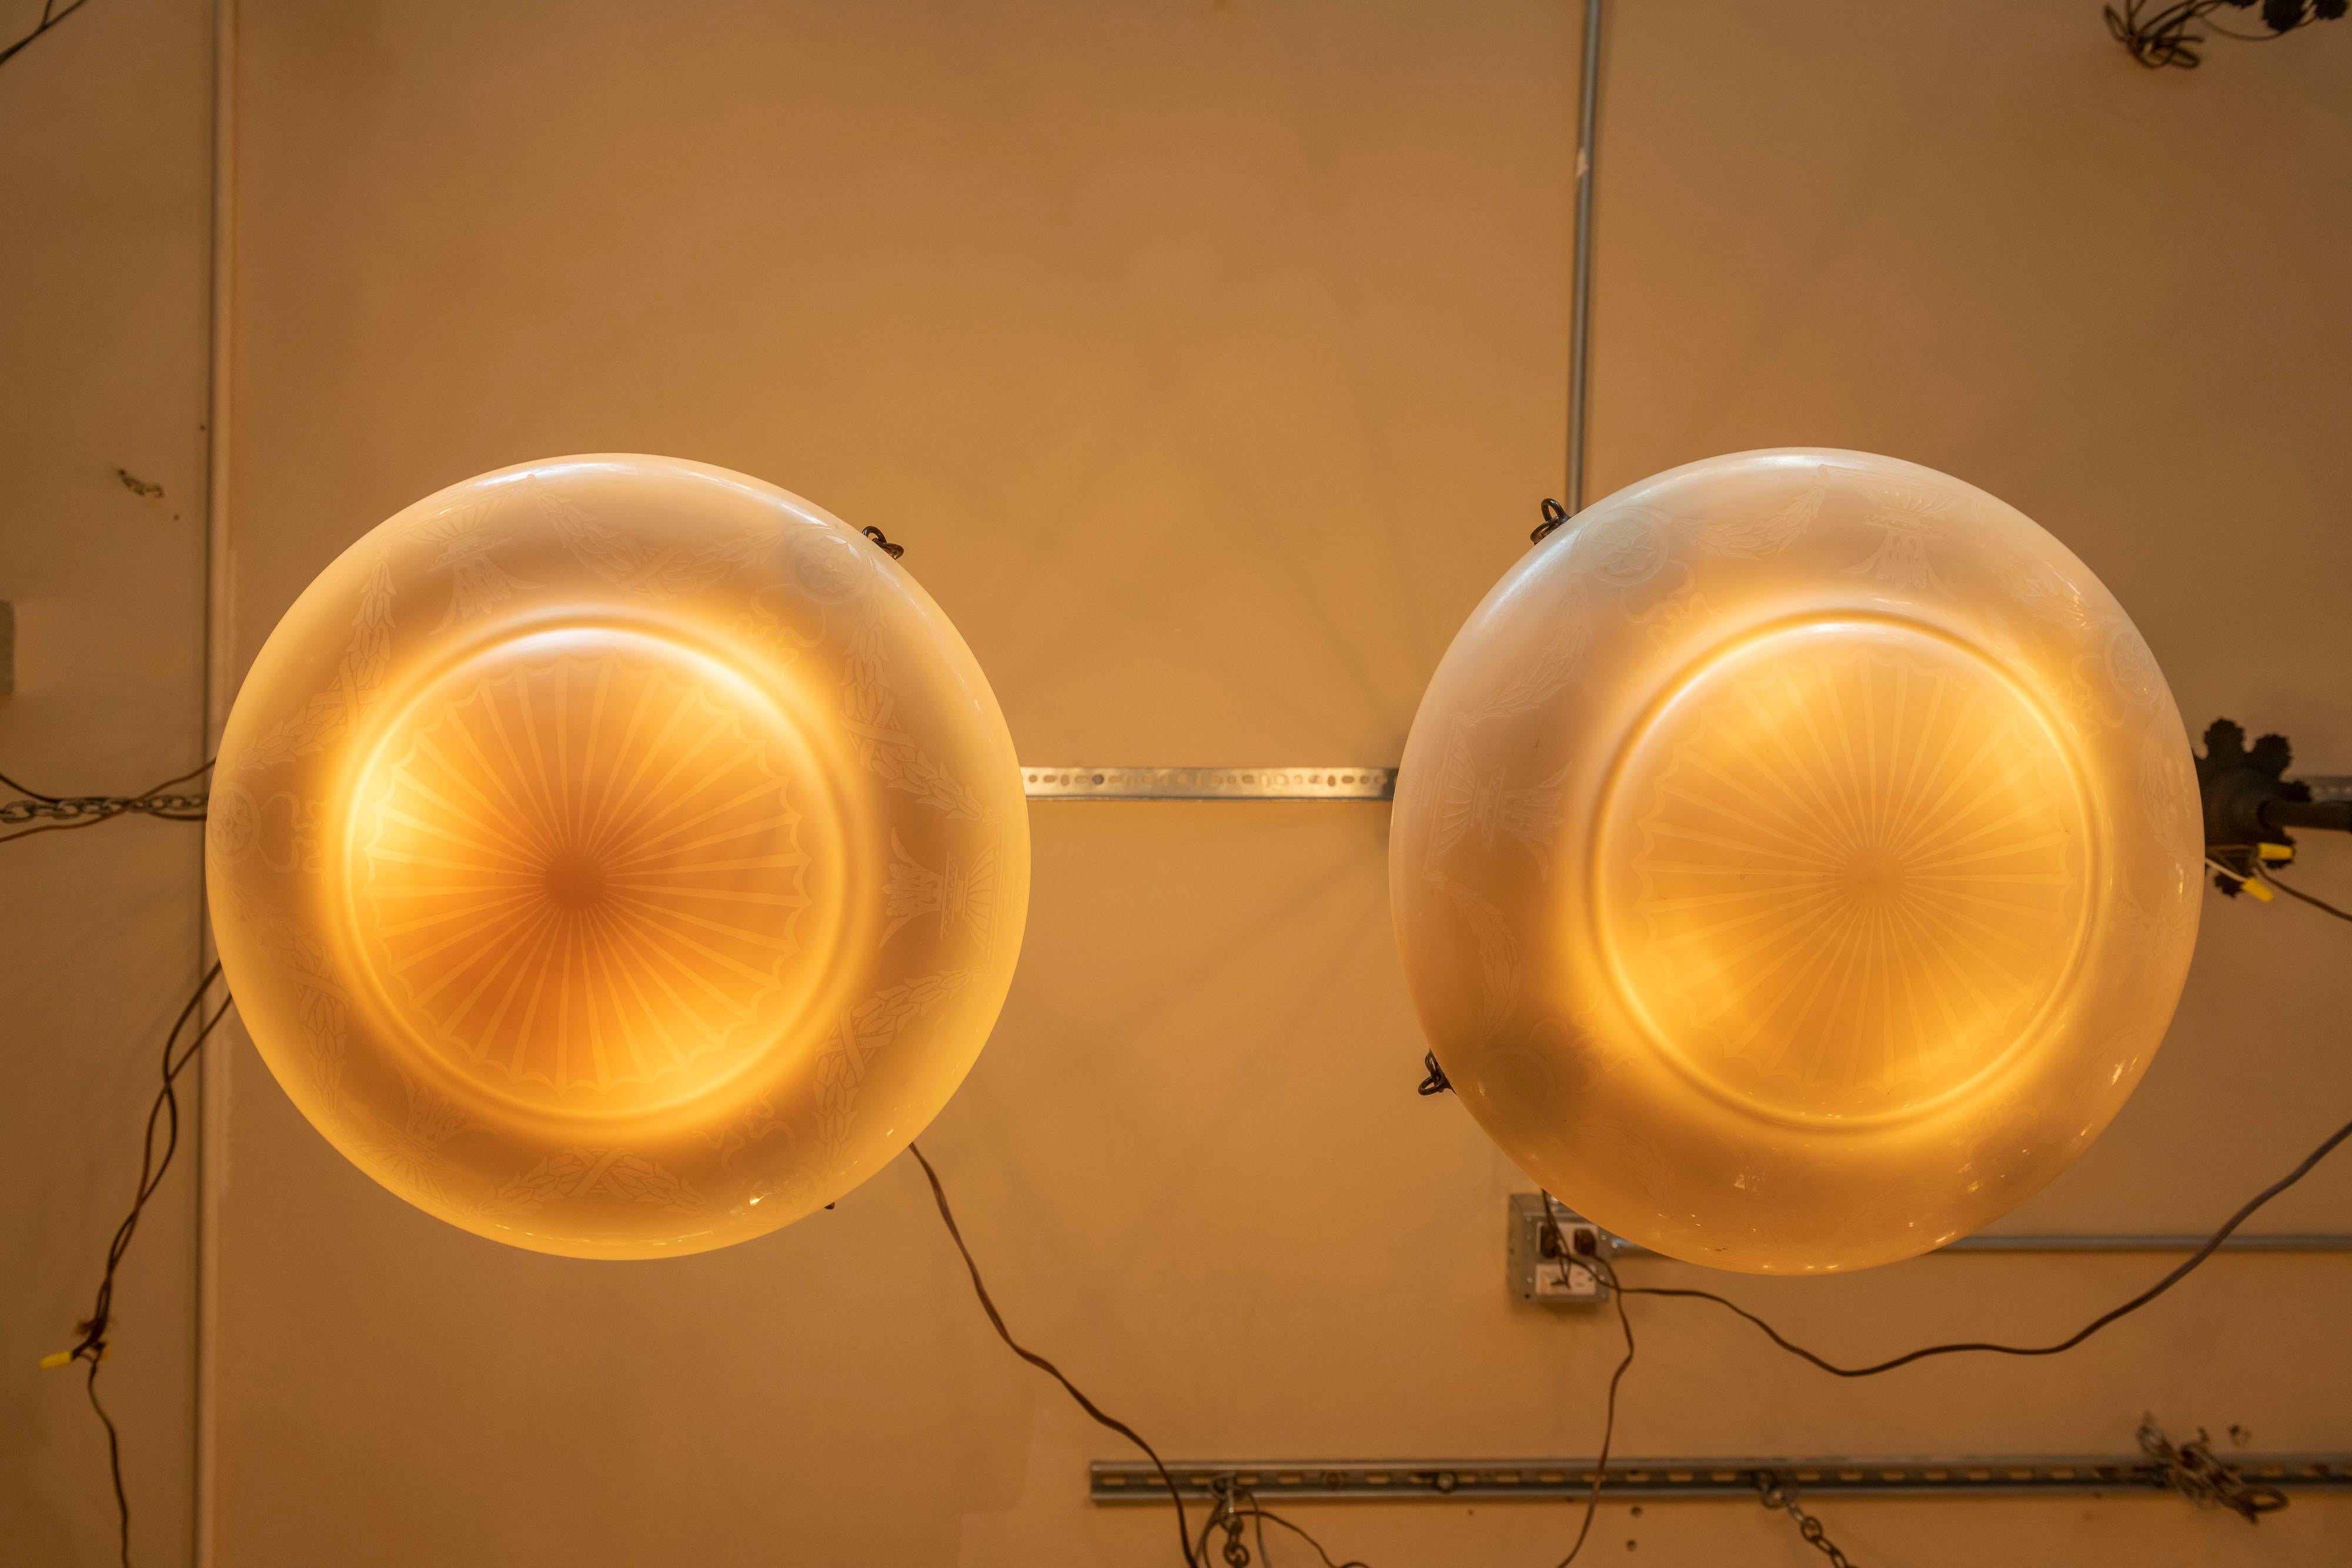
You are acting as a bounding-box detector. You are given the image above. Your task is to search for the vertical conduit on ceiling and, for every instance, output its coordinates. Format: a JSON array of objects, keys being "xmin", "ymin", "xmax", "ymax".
[
  {"xmin": 194, "ymin": 0, "xmax": 238, "ymax": 1562},
  {"xmin": 1566, "ymin": 0, "xmax": 1601, "ymax": 514}
]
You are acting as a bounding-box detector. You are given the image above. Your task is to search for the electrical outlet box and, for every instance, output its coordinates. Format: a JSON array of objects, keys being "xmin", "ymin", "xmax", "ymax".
[{"xmin": 1507, "ymin": 1193, "xmax": 1610, "ymax": 1305}]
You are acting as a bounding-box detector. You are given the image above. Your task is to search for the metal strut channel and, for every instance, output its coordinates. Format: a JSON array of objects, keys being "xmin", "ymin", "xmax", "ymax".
[
  {"xmin": 1613, "ymin": 1232, "xmax": 2352, "ymax": 1256},
  {"xmin": 1012, "ymin": 735, "xmax": 2347, "ymax": 806},
  {"xmin": 1090, "ymin": 1453, "xmax": 2352, "ymax": 1505},
  {"xmin": 1021, "ymin": 767, "xmax": 1395, "ymax": 801},
  {"xmin": 1021, "ymin": 769, "xmax": 2346, "ymax": 805},
  {"xmin": 1512, "ymin": 1199, "xmax": 2352, "ymax": 1272},
  {"xmin": 1712, "ymin": 1232, "xmax": 2352, "ymax": 1260},
  {"xmin": 1566, "ymin": 0, "xmax": 1602, "ymax": 513}
]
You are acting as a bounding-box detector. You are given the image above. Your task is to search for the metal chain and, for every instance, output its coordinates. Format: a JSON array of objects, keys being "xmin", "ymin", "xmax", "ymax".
[
  {"xmin": 0, "ymin": 790, "xmax": 208, "ymax": 825},
  {"xmin": 1205, "ymin": 1476, "xmax": 1253, "ymax": 1568},
  {"xmin": 1531, "ymin": 496, "xmax": 1572, "ymax": 546},
  {"xmin": 1755, "ymin": 1473, "xmax": 1859, "ymax": 1568},
  {"xmin": 1416, "ymin": 1051, "xmax": 1452, "ymax": 1095},
  {"xmin": 2137, "ymin": 1419, "xmax": 2290, "ymax": 1522}
]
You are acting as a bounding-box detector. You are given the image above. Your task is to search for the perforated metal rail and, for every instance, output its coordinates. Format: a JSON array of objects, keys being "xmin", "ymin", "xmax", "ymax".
[
  {"xmin": 1021, "ymin": 765, "xmax": 1394, "ymax": 801},
  {"xmin": 1089, "ymin": 1453, "xmax": 2352, "ymax": 1503},
  {"xmin": 1020, "ymin": 768, "xmax": 2350, "ymax": 806}
]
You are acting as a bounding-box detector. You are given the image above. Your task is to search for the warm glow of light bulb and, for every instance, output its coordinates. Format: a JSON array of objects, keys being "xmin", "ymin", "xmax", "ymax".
[
  {"xmin": 1391, "ymin": 450, "xmax": 2200, "ymax": 1273},
  {"xmin": 208, "ymin": 456, "xmax": 1028, "ymax": 1258}
]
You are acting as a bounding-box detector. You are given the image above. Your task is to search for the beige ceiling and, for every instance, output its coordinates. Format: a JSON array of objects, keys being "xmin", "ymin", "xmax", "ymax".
[{"xmin": 5, "ymin": 2, "xmax": 2349, "ymax": 1564}]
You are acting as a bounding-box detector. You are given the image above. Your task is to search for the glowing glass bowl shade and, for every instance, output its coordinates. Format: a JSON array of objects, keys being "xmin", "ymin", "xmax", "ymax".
[
  {"xmin": 1391, "ymin": 451, "xmax": 2200, "ymax": 1273},
  {"xmin": 206, "ymin": 456, "xmax": 1028, "ymax": 1258}
]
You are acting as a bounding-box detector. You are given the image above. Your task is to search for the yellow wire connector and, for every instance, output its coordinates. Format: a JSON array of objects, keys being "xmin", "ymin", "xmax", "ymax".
[
  {"xmin": 2258, "ymin": 842, "xmax": 2296, "ymax": 862},
  {"xmin": 39, "ymin": 1350, "xmax": 73, "ymax": 1370},
  {"xmin": 2205, "ymin": 857, "xmax": 2276, "ymax": 902}
]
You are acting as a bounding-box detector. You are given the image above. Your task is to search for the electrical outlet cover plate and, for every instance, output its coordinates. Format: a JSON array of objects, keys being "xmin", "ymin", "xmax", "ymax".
[{"xmin": 1508, "ymin": 1194, "xmax": 1608, "ymax": 1305}]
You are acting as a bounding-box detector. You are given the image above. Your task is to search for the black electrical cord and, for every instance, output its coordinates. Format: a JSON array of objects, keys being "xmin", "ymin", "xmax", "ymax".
[
  {"xmin": 906, "ymin": 1142, "xmax": 1201, "ymax": 1568},
  {"xmin": 1550, "ymin": 1222, "xmax": 1635, "ymax": 1568},
  {"xmin": 910, "ymin": 1149, "xmax": 1373, "ymax": 1568},
  {"xmin": 0, "ymin": 758, "xmax": 212, "ymax": 846},
  {"xmin": 1529, "ymin": 1099, "xmax": 2352, "ymax": 1559},
  {"xmin": 2261, "ymin": 870, "xmax": 2352, "ymax": 924},
  {"xmin": 0, "ymin": 768, "xmax": 62, "ymax": 801},
  {"xmin": 1243, "ymin": 1505, "xmax": 1366, "ymax": 1568},
  {"xmin": 2104, "ymin": 0, "xmax": 2346, "ymax": 69},
  {"xmin": 59, "ymin": 961, "xmax": 233, "ymax": 1568},
  {"xmin": 1611, "ymin": 1108, "xmax": 2352, "ymax": 1378},
  {"xmin": 0, "ymin": 0, "xmax": 93, "ymax": 71},
  {"xmin": 1198, "ymin": 1488, "xmax": 1371, "ymax": 1568},
  {"xmin": 0, "ymin": 814, "xmax": 118, "ymax": 847},
  {"xmin": 906, "ymin": 1096, "xmax": 2352, "ymax": 1568},
  {"xmin": 1532, "ymin": 1214, "xmax": 1873, "ymax": 1567}
]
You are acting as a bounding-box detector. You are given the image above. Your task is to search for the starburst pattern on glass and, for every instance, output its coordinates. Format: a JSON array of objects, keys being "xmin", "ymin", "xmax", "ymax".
[
  {"xmin": 206, "ymin": 455, "xmax": 1032, "ymax": 1258},
  {"xmin": 1393, "ymin": 450, "xmax": 2202, "ymax": 1273},
  {"xmin": 1608, "ymin": 630, "xmax": 2089, "ymax": 1121},
  {"xmin": 355, "ymin": 646, "xmax": 814, "ymax": 1101}
]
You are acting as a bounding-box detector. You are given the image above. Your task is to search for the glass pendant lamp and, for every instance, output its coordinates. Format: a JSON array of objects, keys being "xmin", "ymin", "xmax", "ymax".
[
  {"xmin": 1391, "ymin": 450, "xmax": 2201, "ymax": 1273},
  {"xmin": 208, "ymin": 455, "xmax": 1028, "ymax": 1258}
]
